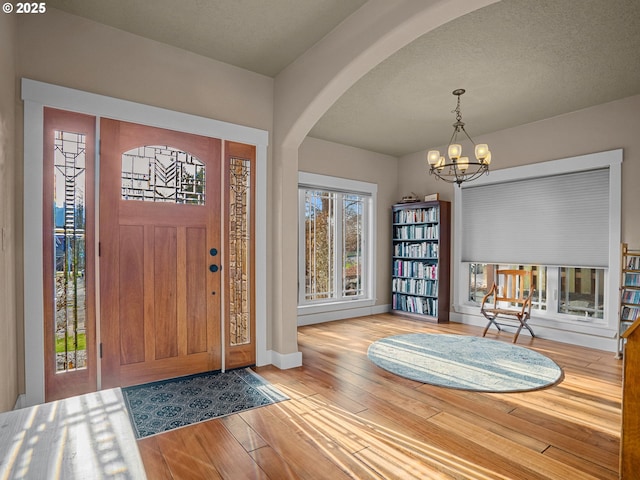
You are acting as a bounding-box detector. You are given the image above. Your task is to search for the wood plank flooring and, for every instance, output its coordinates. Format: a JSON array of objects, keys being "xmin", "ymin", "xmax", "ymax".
[{"xmin": 138, "ymin": 314, "xmax": 622, "ymax": 479}]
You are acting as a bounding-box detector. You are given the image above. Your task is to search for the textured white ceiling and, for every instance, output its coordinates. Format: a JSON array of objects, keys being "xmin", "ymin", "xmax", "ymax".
[
  {"xmin": 47, "ymin": 0, "xmax": 640, "ymax": 157},
  {"xmin": 310, "ymin": 0, "xmax": 640, "ymax": 155},
  {"xmin": 46, "ymin": 0, "xmax": 368, "ymax": 77}
]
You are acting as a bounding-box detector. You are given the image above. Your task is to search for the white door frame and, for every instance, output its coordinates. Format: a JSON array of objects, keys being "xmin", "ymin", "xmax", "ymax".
[{"xmin": 21, "ymin": 78, "xmax": 269, "ymax": 407}]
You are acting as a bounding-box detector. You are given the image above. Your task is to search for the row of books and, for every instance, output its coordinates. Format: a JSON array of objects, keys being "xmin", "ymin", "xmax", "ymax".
[
  {"xmin": 393, "ymin": 260, "xmax": 438, "ymax": 279},
  {"xmin": 627, "ymin": 256, "xmax": 640, "ymax": 270},
  {"xmin": 624, "ymin": 272, "xmax": 640, "ymax": 286},
  {"xmin": 392, "ymin": 293, "xmax": 438, "ymax": 316},
  {"xmin": 393, "ymin": 224, "xmax": 439, "ymax": 240},
  {"xmin": 393, "ymin": 208, "xmax": 438, "ymax": 225},
  {"xmin": 621, "ymin": 306, "xmax": 640, "ymax": 321},
  {"xmin": 392, "ymin": 278, "xmax": 438, "ymax": 297},
  {"xmin": 394, "ymin": 242, "xmax": 438, "ymax": 258},
  {"xmin": 622, "ymin": 289, "xmax": 640, "ymax": 305}
]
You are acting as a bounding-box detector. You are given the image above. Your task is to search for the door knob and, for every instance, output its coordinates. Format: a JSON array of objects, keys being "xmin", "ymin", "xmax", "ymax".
[{"xmin": 209, "ymin": 264, "xmax": 219, "ymax": 273}]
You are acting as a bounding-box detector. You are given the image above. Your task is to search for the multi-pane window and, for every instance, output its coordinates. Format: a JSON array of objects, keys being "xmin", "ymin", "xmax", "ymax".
[
  {"xmin": 468, "ymin": 263, "xmax": 604, "ymax": 320},
  {"xmin": 299, "ymin": 185, "xmax": 371, "ymax": 305}
]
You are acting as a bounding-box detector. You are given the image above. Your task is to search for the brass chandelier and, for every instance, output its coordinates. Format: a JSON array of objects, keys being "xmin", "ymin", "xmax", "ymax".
[{"xmin": 427, "ymin": 89, "xmax": 491, "ymax": 186}]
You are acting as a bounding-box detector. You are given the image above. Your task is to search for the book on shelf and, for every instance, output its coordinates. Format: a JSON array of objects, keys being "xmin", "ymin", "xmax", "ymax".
[
  {"xmin": 627, "ymin": 256, "xmax": 640, "ymax": 270},
  {"xmin": 622, "ymin": 289, "xmax": 640, "ymax": 304},
  {"xmin": 624, "ymin": 272, "xmax": 640, "ymax": 286},
  {"xmin": 392, "ymin": 293, "xmax": 438, "ymax": 316},
  {"xmin": 392, "ymin": 277, "xmax": 438, "ymax": 296},
  {"xmin": 393, "ymin": 242, "xmax": 438, "ymax": 258},
  {"xmin": 393, "ymin": 207, "xmax": 439, "ymax": 224},
  {"xmin": 393, "ymin": 260, "xmax": 438, "ymax": 279},
  {"xmin": 621, "ymin": 306, "xmax": 640, "ymax": 321},
  {"xmin": 394, "ymin": 224, "xmax": 439, "ymax": 240}
]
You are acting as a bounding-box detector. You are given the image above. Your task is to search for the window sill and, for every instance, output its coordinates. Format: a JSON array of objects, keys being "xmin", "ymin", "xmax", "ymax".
[
  {"xmin": 298, "ymin": 298, "xmax": 375, "ymax": 316},
  {"xmin": 454, "ymin": 303, "xmax": 615, "ymax": 335}
]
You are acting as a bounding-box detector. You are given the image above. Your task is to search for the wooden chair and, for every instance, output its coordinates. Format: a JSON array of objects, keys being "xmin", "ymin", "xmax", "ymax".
[{"xmin": 480, "ymin": 269, "xmax": 535, "ymax": 343}]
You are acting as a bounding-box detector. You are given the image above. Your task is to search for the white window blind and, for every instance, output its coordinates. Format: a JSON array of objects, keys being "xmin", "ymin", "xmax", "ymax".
[{"xmin": 461, "ymin": 168, "xmax": 610, "ymax": 267}]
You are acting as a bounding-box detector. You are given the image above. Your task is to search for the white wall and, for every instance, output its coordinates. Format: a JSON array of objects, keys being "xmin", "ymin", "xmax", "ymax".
[{"xmin": 17, "ymin": 9, "xmax": 274, "ymax": 132}]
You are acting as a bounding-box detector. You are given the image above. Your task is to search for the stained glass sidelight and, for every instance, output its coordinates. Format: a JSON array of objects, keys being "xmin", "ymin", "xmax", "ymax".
[
  {"xmin": 228, "ymin": 157, "xmax": 251, "ymax": 346},
  {"xmin": 121, "ymin": 145, "xmax": 205, "ymax": 204},
  {"xmin": 53, "ymin": 130, "xmax": 87, "ymax": 372}
]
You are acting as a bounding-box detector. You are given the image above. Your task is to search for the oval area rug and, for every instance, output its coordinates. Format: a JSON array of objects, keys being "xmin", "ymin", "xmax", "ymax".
[{"xmin": 367, "ymin": 333, "xmax": 563, "ymax": 392}]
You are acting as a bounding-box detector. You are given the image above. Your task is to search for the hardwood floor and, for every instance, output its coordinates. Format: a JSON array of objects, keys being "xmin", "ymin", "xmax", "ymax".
[{"xmin": 138, "ymin": 314, "xmax": 622, "ymax": 479}]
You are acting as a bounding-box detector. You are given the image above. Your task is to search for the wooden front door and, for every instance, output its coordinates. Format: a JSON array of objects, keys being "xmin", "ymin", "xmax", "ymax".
[{"xmin": 99, "ymin": 119, "xmax": 222, "ymax": 388}]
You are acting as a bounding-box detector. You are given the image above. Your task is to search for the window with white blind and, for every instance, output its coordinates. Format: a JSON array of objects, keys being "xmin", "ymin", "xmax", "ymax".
[
  {"xmin": 298, "ymin": 173, "xmax": 376, "ymax": 310},
  {"xmin": 454, "ymin": 149, "xmax": 622, "ymax": 329}
]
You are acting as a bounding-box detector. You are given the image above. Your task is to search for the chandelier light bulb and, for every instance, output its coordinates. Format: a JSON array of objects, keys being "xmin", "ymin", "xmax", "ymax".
[
  {"xmin": 483, "ymin": 151, "xmax": 492, "ymax": 165},
  {"xmin": 475, "ymin": 144, "xmax": 489, "ymax": 161},
  {"xmin": 458, "ymin": 156, "xmax": 469, "ymax": 172},
  {"xmin": 427, "ymin": 150, "xmax": 440, "ymax": 166},
  {"xmin": 448, "ymin": 144, "xmax": 462, "ymax": 161}
]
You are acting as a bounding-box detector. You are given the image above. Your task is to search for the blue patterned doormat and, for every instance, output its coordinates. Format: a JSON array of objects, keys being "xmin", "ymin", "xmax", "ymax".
[
  {"xmin": 368, "ymin": 334, "xmax": 563, "ymax": 392},
  {"xmin": 122, "ymin": 368, "xmax": 288, "ymax": 438}
]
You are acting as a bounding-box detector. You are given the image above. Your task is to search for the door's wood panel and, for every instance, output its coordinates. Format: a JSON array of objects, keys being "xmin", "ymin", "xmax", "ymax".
[
  {"xmin": 119, "ymin": 225, "xmax": 145, "ymax": 365},
  {"xmin": 187, "ymin": 227, "xmax": 207, "ymax": 354},
  {"xmin": 176, "ymin": 226, "xmax": 187, "ymax": 358},
  {"xmin": 153, "ymin": 226, "xmax": 178, "ymax": 360},
  {"xmin": 118, "ymin": 353, "xmax": 214, "ymax": 388},
  {"xmin": 119, "ymin": 202, "xmax": 208, "ymax": 226}
]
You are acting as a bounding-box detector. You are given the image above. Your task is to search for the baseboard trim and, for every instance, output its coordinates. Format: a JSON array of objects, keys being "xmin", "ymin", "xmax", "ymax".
[
  {"xmin": 13, "ymin": 394, "xmax": 26, "ymax": 411},
  {"xmin": 297, "ymin": 303, "xmax": 391, "ymax": 326},
  {"xmin": 267, "ymin": 350, "xmax": 303, "ymax": 369}
]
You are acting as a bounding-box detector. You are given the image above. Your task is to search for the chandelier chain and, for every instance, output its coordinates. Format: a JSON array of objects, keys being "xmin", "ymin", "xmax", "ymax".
[{"xmin": 453, "ymin": 94, "xmax": 462, "ymax": 124}]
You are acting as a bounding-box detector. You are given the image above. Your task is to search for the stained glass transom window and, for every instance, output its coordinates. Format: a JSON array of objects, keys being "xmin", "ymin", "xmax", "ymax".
[
  {"xmin": 121, "ymin": 145, "xmax": 205, "ymax": 204},
  {"xmin": 229, "ymin": 157, "xmax": 251, "ymax": 346},
  {"xmin": 54, "ymin": 130, "xmax": 88, "ymax": 373}
]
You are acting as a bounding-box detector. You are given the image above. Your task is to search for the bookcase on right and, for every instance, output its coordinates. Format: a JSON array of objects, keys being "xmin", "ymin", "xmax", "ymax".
[{"xmin": 618, "ymin": 243, "xmax": 640, "ymax": 358}]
